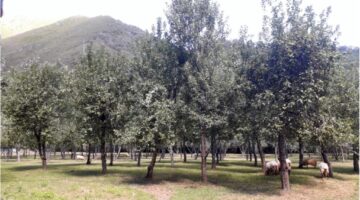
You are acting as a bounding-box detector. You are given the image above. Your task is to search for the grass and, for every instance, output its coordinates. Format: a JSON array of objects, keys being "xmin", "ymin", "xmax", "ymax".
[{"xmin": 1, "ymin": 154, "xmax": 358, "ymax": 200}]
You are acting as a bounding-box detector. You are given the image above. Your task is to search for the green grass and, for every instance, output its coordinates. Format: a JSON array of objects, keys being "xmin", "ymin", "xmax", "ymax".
[{"xmin": 1, "ymin": 154, "xmax": 358, "ymax": 200}]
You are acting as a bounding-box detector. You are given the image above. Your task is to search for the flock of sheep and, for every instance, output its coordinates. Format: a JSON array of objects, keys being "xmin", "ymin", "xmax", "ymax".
[
  {"xmin": 264, "ymin": 158, "xmax": 330, "ymax": 178},
  {"xmin": 75, "ymin": 154, "xmax": 329, "ymax": 178}
]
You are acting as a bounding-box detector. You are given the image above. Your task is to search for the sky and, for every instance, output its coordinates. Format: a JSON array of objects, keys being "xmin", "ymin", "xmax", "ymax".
[{"xmin": 0, "ymin": 0, "xmax": 359, "ymax": 46}]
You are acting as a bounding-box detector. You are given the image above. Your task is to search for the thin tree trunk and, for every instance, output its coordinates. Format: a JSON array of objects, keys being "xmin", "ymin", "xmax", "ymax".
[
  {"xmin": 137, "ymin": 151, "xmax": 142, "ymax": 166},
  {"xmin": 340, "ymin": 146, "xmax": 345, "ymax": 162},
  {"xmin": 86, "ymin": 143, "xmax": 91, "ymax": 165},
  {"xmin": 183, "ymin": 138, "xmax": 187, "ymax": 163},
  {"xmin": 16, "ymin": 145, "xmax": 21, "ymax": 162},
  {"xmin": 211, "ymin": 134, "xmax": 217, "ymax": 169},
  {"xmin": 298, "ymin": 137, "xmax": 304, "ymax": 168},
  {"xmin": 41, "ymin": 140, "xmax": 47, "ymax": 170},
  {"xmin": 109, "ymin": 141, "xmax": 114, "ymax": 166},
  {"xmin": 170, "ymin": 146, "xmax": 174, "ymax": 167},
  {"xmin": 353, "ymin": 145, "xmax": 359, "ymax": 172},
  {"xmin": 248, "ymin": 141, "xmax": 252, "ymax": 161},
  {"xmin": 256, "ymin": 136, "xmax": 265, "ymax": 171},
  {"xmin": 34, "ymin": 150, "xmax": 37, "ymax": 159},
  {"xmin": 200, "ymin": 127, "xmax": 208, "ymax": 183},
  {"xmin": 145, "ymin": 150, "xmax": 158, "ymax": 179},
  {"xmin": 216, "ymin": 147, "xmax": 220, "ymax": 164},
  {"xmin": 278, "ymin": 133, "xmax": 290, "ymax": 191},
  {"xmin": 100, "ymin": 136, "xmax": 107, "ymax": 174},
  {"xmin": 117, "ymin": 145, "xmax": 121, "ymax": 159},
  {"xmin": 252, "ymin": 139, "xmax": 258, "ymax": 166},
  {"xmin": 321, "ymin": 148, "xmax": 333, "ymax": 177}
]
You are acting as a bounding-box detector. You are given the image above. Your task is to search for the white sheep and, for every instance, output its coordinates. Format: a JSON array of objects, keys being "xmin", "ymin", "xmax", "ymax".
[
  {"xmin": 76, "ymin": 155, "xmax": 85, "ymax": 160},
  {"xmin": 318, "ymin": 162, "xmax": 329, "ymax": 178}
]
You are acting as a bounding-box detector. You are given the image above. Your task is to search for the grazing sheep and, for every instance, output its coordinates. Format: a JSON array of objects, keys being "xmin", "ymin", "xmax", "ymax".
[
  {"xmin": 265, "ymin": 159, "xmax": 291, "ymax": 176},
  {"xmin": 318, "ymin": 162, "xmax": 329, "ymax": 178},
  {"xmin": 76, "ymin": 155, "xmax": 85, "ymax": 160},
  {"xmin": 286, "ymin": 158, "xmax": 292, "ymax": 175},
  {"xmin": 265, "ymin": 160, "xmax": 280, "ymax": 175},
  {"xmin": 301, "ymin": 158, "xmax": 317, "ymax": 168}
]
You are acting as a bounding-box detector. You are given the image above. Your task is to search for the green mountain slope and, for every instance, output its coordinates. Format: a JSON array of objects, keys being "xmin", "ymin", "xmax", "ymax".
[{"xmin": 1, "ymin": 16, "xmax": 145, "ymax": 70}]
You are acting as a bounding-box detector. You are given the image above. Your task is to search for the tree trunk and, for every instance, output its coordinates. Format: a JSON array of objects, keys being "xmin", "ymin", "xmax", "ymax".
[
  {"xmin": 183, "ymin": 139, "xmax": 187, "ymax": 163},
  {"xmin": 86, "ymin": 143, "xmax": 91, "ymax": 165},
  {"xmin": 34, "ymin": 150, "xmax": 37, "ymax": 159},
  {"xmin": 116, "ymin": 145, "xmax": 122, "ymax": 159},
  {"xmin": 16, "ymin": 144, "xmax": 21, "ymax": 162},
  {"xmin": 145, "ymin": 150, "xmax": 158, "ymax": 179},
  {"xmin": 41, "ymin": 140, "xmax": 47, "ymax": 170},
  {"xmin": 353, "ymin": 145, "xmax": 359, "ymax": 172},
  {"xmin": 169, "ymin": 146, "xmax": 174, "ymax": 167},
  {"xmin": 109, "ymin": 141, "xmax": 114, "ymax": 166},
  {"xmin": 216, "ymin": 147, "xmax": 220, "ymax": 164},
  {"xmin": 200, "ymin": 127, "xmax": 208, "ymax": 183},
  {"xmin": 248, "ymin": 141, "xmax": 252, "ymax": 161},
  {"xmin": 252, "ymin": 139, "xmax": 257, "ymax": 166},
  {"xmin": 71, "ymin": 145, "xmax": 76, "ymax": 160},
  {"xmin": 298, "ymin": 137, "xmax": 304, "ymax": 168},
  {"xmin": 137, "ymin": 151, "xmax": 142, "ymax": 166},
  {"xmin": 340, "ymin": 146, "xmax": 345, "ymax": 162},
  {"xmin": 278, "ymin": 133, "xmax": 290, "ymax": 191},
  {"xmin": 100, "ymin": 137, "xmax": 107, "ymax": 174},
  {"xmin": 321, "ymin": 149, "xmax": 333, "ymax": 177},
  {"xmin": 256, "ymin": 136, "xmax": 265, "ymax": 171},
  {"xmin": 211, "ymin": 134, "xmax": 217, "ymax": 169}
]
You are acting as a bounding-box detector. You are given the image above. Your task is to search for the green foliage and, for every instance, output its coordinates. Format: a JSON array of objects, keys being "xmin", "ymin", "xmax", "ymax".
[{"xmin": 2, "ymin": 62, "xmax": 63, "ymax": 147}]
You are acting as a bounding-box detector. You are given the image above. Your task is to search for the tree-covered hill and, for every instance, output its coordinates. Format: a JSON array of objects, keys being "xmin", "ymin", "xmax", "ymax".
[{"xmin": 1, "ymin": 16, "xmax": 145, "ymax": 70}]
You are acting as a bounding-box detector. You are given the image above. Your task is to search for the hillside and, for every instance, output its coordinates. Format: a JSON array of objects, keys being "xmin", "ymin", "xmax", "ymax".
[{"xmin": 1, "ymin": 16, "xmax": 145, "ymax": 70}]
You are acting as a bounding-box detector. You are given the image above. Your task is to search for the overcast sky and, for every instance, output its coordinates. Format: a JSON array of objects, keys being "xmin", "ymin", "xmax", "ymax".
[{"xmin": 1, "ymin": 0, "xmax": 359, "ymax": 46}]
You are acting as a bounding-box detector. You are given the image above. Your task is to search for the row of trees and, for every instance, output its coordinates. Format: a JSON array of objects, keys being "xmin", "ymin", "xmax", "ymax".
[{"xmin": 1, "ymin": 0, "xmax": 358, "ymax": 191}]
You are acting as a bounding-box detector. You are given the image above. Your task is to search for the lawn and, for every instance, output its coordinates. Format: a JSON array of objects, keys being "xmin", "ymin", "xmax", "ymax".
[{"xmin": 1, "ymin": 154, "xmax": 358, "ymax": 200}]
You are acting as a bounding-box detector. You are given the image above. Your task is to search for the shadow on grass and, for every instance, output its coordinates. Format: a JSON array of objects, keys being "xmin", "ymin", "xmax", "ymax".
[{"xmin": 7, "ymin": 159, "xmax": 341, "ymax": 196}]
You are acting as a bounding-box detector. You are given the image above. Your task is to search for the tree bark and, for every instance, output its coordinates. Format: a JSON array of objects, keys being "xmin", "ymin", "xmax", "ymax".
[
  {"xmin": 256, "ymin": 136, "xmax": 265, "ymax": 171},
  {"xmin": 41, "ymin": 140, "xmax": 47, "ymax": 170},
  {"xmin": 137, "ymin": 151, "xmax": 142, "ymax": 166},
  {"xmin": 86, "ymin": 143, "xmax": 91, "ymax": 165},
  {"xmin": 16, "ymin": 144, "xmax": 21, "ymax": 162},
  {"xmin": 298, "ymin": 137, "xmax": 304, "ymax": 168},
  {"xmin": 252, "ymin": 139, "xmax": 257, "ymax": 166},
  {"xmin": 145, "ymin": 150, "xmax": 158, "ymax": 179},
  {"xmin": 321, "ymin": 149, "xmax": 333, "ymax": 177},
  {"xmin": 200, "ymin": 127, "xmax": 208, "ymax": 183},
  {"xmin": 211, "ymin": 134, "xmax": 217, "ymax": 169},
  {"xmin": 353, "ymin": 145, "xmax": 359, "ymax": 172},
  {"xmin": 183, "ymin": 138, "xmax": 187, "ymax": 163},
  {"xmin": 169, "ymin": 146, "xmax": 174, "ymax": 167},
  {"xmin": 100, "ymin": 136, "xmax": 107, "ymax": 174},
  {"xmin": 278, "ymin": 133, "xmax": 290, "ymax": 191},
  {"xmin": 116, "ymin": 145, "xmax": 121, "ymax": 159},
  {"xmin": 109, "ymin": 141, "xmax": 114, "ymax": 166}
]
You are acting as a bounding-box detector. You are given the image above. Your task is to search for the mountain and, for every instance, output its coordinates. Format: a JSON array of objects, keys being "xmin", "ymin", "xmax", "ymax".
[{"xmin": 1, "ymin": 16, "xmax": 145, "ymax": 70}]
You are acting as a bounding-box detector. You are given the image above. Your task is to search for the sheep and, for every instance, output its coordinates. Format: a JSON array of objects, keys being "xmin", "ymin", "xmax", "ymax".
[
  {"xmin": 265, "ymin": 160, "xmax": 280, "ymax": 175},
  {"xmin": 301, "ymin": 158, "xmax": 317, "ymax": 168},
  {"xmin": 318, "ymin": 162, "xmax": 329, "ymax": 178},
  {"xmin": 264, "ymin": 159, "xmax": 291, "ymax": 176},
  {"xmin": 286, "ymin": 158, "xmax": 292, "ymax": 175},
  {"xmin": 76, "ymin": 155, "xmax": 85, "ymax": 160}
]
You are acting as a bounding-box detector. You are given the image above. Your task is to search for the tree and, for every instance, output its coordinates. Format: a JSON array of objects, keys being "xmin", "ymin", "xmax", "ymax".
[
  {"xmin": 261, "ymin": 0, "xmax": 339, "ymax": 189},
  {"xmin": 165, "ymin": 0, "xmax": 227, "ymax": 182},
  {"xmin": 2, "ymin": 63, "xmax": 63, "ymax": 169},
  {"xmin": 74, "ymin": 46, "xmax": 130, "ymax": 174}
]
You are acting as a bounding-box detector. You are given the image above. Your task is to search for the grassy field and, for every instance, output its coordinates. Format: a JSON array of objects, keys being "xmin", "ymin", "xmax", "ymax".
[{"xmin": 1, "ymin": 154, "xmax": 359, "ymax": 200}]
